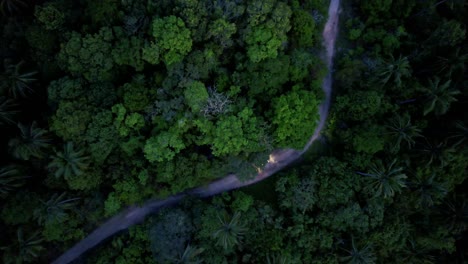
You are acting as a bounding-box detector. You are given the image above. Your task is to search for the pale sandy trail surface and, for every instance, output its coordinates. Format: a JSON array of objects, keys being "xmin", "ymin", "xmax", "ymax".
[{"xmin": 52, "ymin": 1, "xmax": 340, "ymax": 263}]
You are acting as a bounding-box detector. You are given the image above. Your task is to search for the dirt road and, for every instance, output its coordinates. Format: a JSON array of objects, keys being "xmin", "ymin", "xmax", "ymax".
[{"xmin": 52, "ymin": 1, "xmax": 340, "ymax": 263}]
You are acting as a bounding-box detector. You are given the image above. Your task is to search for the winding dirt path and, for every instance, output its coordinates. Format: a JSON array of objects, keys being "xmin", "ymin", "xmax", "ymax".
[{"xmin": 52, "ymin": 1, "xmax": 340, "ymax": 263}]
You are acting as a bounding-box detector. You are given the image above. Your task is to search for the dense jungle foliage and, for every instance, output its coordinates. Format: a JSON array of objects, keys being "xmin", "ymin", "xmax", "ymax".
[{"xmin": 0, "ymin": 0, "xmax": 467, "ymax": 263}]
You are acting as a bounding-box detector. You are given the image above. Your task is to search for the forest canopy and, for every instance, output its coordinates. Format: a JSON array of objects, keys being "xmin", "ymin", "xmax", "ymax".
[{"xmin": 1, "ymin": 0, "xmax": 467, "ymax": 263}]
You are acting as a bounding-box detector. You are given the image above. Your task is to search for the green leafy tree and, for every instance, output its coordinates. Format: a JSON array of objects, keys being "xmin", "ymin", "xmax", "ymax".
[
  {"xmin": 385, "ymin": 113, "xmax": 422, "ymax": 152},
  {"xmin": 421, "ymin": 77, "xmax": 460, "ymax": 116},
  {"xmin": 85, "ymin": 110, "xmax": 119, "ymax": 164},
  {"xmin": 47, "ymin": 76, "xmax": 84, "ymax": 102},
  {"xmin": 33, "ymin": 192, "xmax": 79, "ymax": 226},
  {"xmin": 49, "ymin": 100, "xmax": 93, "ymax": 141},
  {"xmin": 144, "ymin": 131, "xmax": 185, "ymax": 162},
  {"xmin": 0, "ymin": 165, "xmax": 28, "ymax": 197},
  {"xmin": 207, "ymin": 18, "xmax": 237, "ymax": 48},
  {"xmin": 8, "ymin": 122, "xmax": 50, "ymax": 160},
  {"xmin": 184, "ymin": 81, "xmax": 209, "ymax": 112},
  {"xmin": 273, "ymin": 90, "xmax": 320, "ymax": 149},
  {"xmin": 244, "ymin": 1, "xmax": 292, "ymax": 62},
  {"xmin": 34, "ymin": 2, "xmax": 65, "ymax": 30},
  {"xmin": 48, "ymin": 142, "xmax": 90, "ymax": 179},
  {"xmin": 149, "ymin": 16, "xmax": 192, "ymax": 65},
  {"xmin": 357, "ymin": 159, "xmax": 407, "ymax": 199},
  {"xmin": 0, "ymin": 60, "xmax": 37, "ymax": 98},
  {"xmin": 58, "ymin": 27, "xmax": 114, "ymax": 82},
  {"xmin": 212, "ymin": 211, "xmax": 247, "ymax": 251},
  {"xmin": 112, "ymin": 29, "xmax": 145, "ymax": 71},
  {"xmin": 1, "ymin": 228, "xmax": 44, "ymax": 264},
  {"xmin": 290, "ymin": 9, "xmax": 315, "ymax": 48}
]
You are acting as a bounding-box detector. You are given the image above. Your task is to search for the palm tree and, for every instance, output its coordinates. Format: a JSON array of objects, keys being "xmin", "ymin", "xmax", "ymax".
[
  {"xmin": 409, "ymin": 170, "xmax": 447, "ymax": 209},
  {"xmin": 170, "ymin": 244, "xmax": 204, "ymax": 264},
  {"xmin": 0, "ymin": 165, "xmax": 28, "ymax": 197},
  {"xmin": 385, "ymin": 113, "xmax": 422, "ymax": 152},
  {"xmin": 449, "ymin": 121, "xmax": 468, "ymax": 147},
  {"xmin": 8, "ymin": 122, "xmax": 51, "ymax": 160},
  {"xmin": 48, "ymin": 142, "xmax": 89, "ymax": 179},
  {"xmin": 418, "ymin": 139, "xmax": 456, "ymax": 168},
  {"xmin": 212, "ymin": 211, "xmax": 247, "ymax": 251},
  {"xmin": 266, "ymin": 253, "xmax": 290, "ymax": 264},
  {"xmin": 0, "ymin": 61, "xmax": 37, "ymax": 98},
  {"xmin": 434, "ymin": 47, "xmax": 468, "ymax": 78},
  {"xmin": 33, "ymin": 192, "xmax": 79, "ymax": 225},
  {"xmin": 421, "ymin": 77, "xmax": 460, "ymax": 116},
  {"xmin": 0, "ymin": 0, "xmax": 27, "ymax": 15},
  {"xmin": 440, "ymin": 194, "xmax": 468, "ymax": 235},
  {"xmin": 0, "ymin": 96, "xmax": 17, "ymax": 125},
  {"xmin": 357, "ymin": 159, "xmax": 407, "ymax": 199},
  {"xmin": 375, "ymin": 54, "xmax": 411, "ymax": 88},
  {"xmin": 0, "ymin": 228, "xmax": 44, "ymax": 264},
  {"xmin": 340, "ymin": 238, "xmax": 376, "ymax": 264}
]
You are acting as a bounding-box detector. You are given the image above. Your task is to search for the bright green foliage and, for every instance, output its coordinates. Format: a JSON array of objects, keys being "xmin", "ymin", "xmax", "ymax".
[
  {"xmin": 0, "ymin": 60, "xmax": 37, "ymax": 98},
  {"xmin": 111, "ymin": 104, "xmax": 145, "ymax": 137},
  {"xmin": 34, "ymin": 192, "xmax": 79, "ymax": 225},
  {"xmin": 150, "ymin": 16, "xmax": 192, "ymax": 65},
  {"xmin": 144, "ymin": 131, "xmax": 186, "ymax": 162},
  {"xmin": 58, "ymin": 28, "xmax": 114, "ymax": 81},
  {"xmin": 207, "ymin": 18, "xmax": 237, "ymax": 48},
  {"xmin": 212, "ymin": 211, "xmax": 247, "ymax": 251},
  {"xmin": 385, "ymin": 113, "xmax": 422, "ymax": 152},
  {"xmin": 290, "ymin": 9, "xmax": 315, "ymax": 48},
  {"xmin": 209, "ymin": 107, "xmax": 265, "ymax": 156},
  {"xmin": 184, "ymin": 81, "xmax": 209, "ymax": 112},
  {"xmin": 358, "ymin": 159, "xmax": 407, "ymax": 199},
  {"xmin": 421, "ymin": 77, "xmax": 460, "ymax": 116},
  {"xmin": 8, "ymin": 122, "xmax": 50, "ymax": 160},
  {"xmin": 273, "ymin": 90, "xmax": 320, "ymax": 148},
  {"xmin": 104, "ymin": 192, "xmax": 121, "ymax": 216},
  {"xmin": 142, "ymin": 42, "xmax": 160, "ymax": 65},
  {"xmin": 34, "ymin": 2, "xmax": 65, "ymax": 30},
  {"xmin": 244, "ymin": 1, "xmax": 292, "ymax": 62},
  {"xmin": 48, "ymin": 142, "xmax": 89, "ymax": 180},
  {"xmin": 85, "ymin": 110, "xmax": 118, "ymax": 164},
  {"xmin": 0, "ymin": 165, "xmax": 27, "ymax": 196},
  {"xmin": 1, "ymin": 228, "xmax": 44, "ymax": 264},
  {"xmin": 47, "ymin": 77, "xmax": 84, "ymax": 102},
  {"xmin": 112, "ymin": 33, "xmax": 145, "ymax": 71}
]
